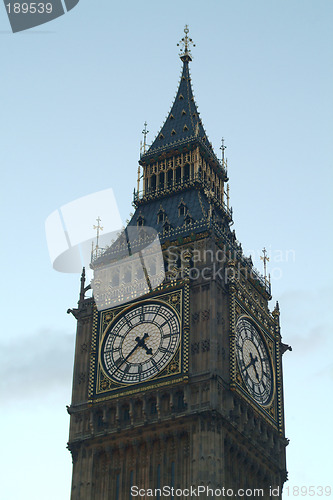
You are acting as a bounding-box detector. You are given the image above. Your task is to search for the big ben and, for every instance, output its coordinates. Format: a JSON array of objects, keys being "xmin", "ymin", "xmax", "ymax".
[{"xmin": 67, "ymin": 27, "xmax": 288, "ymax": 499}]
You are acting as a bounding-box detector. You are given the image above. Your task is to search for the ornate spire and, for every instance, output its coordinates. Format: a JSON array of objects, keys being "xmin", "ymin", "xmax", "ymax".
[
  {"xmin": 141, "ymin": 27, "xmax": 208, "ymax": 160},
  {"xmin": 177, "ymin": 25, "xmax": 195, "ymax": 62}
]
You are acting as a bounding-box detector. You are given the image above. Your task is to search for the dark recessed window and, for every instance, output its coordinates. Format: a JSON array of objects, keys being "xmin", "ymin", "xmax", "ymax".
[
  {"xmin": 137, "ymin": 216, "xmax": 144, "ymax": 227},
  {"xmin": 157, "ymin": 209, "xmax": 165, "ymax": 224},
  {"xmin": 150, "ymin": 399, "xmax": 157, "ymax": 414}
]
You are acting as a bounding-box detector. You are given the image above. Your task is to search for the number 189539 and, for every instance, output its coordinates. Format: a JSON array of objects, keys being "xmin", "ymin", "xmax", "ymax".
[{"xmin": 6, "ymin": 3, "xmax": 53, "ymax": 14}]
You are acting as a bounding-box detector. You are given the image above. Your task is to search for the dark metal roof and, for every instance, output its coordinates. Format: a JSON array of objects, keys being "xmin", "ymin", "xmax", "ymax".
[
  {"xmin": 129, "ymin": 188, "xmax": 210, "ymax": 235},
  {"xmin": 141, "ymin": 59, "xmax": 218, "ymax": 163}
]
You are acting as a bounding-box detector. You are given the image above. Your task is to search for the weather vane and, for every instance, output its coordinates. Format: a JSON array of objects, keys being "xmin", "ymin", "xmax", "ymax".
[{"xmin": 177, "ymin": 25, "xmax": 195, "ymax": 59}]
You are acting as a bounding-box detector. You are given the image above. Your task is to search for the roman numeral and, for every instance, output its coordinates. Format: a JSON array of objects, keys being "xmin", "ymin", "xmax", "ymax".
[{"xmin": 151, "ymin": 358, "xmax": 158, "ymax": 369}]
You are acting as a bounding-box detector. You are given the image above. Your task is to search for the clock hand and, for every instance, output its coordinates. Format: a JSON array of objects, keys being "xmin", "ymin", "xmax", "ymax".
[
  {"xmin": 111, "ymin": 333, "xmax": 153, "ymax": 376},
  {"xmin": 249, "ymin": 352, "xmax": 261, "ymax": 381},
  {"xmin": 111, "ymin": 342, "xmax": 141, "ymax": 376},
  {"xmin": 242, "ymin": 356, "xmax": 257, "ymax": 372},
  {"xmin": 136, "ymin": 333, "xmax": 153, "ymax": 355}
]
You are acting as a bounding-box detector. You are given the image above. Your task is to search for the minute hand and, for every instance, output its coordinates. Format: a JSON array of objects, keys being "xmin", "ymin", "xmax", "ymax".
[
  {"xmin": 111, "ymin": 333, "xmax": 150, "ymax": 376},
  {"xmin": 111, "ymin": 342, "xmax": 141, "ymax": 376},
  {"xmin": 242, "ymin": 354, "xmax": 258, "ymax": 372}
]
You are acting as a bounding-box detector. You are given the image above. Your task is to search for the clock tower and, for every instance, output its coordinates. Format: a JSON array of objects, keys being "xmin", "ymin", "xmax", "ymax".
[{"xmin": 67, "ymin": 28, "xmax": 288, "ymax": 499}]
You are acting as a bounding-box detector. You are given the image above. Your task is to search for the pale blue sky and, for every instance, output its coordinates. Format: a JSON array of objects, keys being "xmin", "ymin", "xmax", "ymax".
[{"xmin": 1, "ymin": 1, "xmax": 332, "ymax": 498}]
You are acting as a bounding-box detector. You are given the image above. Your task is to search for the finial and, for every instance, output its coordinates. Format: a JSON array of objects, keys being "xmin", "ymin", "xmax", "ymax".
[
  {"xmin": 80, "ymin": 267, "xmax": 86, "ymax": 302},
  {"xmin": 137, "ymin": 165, "xmax": 141, "ymax": 195},
  {"xmin": 260, "ymin": 247, "xmax": 270, "ymax": 283},
  {"xmin": 272, "ymin": 300, "xmax": 281, "ymax": 321},
  {"xmin": 220, "ymin": 137, "xmax": 227, "ymax": 163},
  {"xmin": 177, "ymin": 25, "xmax": 195, "ymax": 61},
  {"xmin": 141, "ymin": 121, "xmax": 149, "ymax": 154},
  {"xmin": 92, "ymin": 216, "xmax": 103, "ymax": 260}
]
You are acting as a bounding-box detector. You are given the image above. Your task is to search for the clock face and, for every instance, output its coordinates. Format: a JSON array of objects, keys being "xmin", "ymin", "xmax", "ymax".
[
  {"xmin": 235, "ymin": 317, "xmax": 273, "ymax": 405},
  {"xmin": 101, "ymin": 302, "xmax": 181, "ymax": 384}
]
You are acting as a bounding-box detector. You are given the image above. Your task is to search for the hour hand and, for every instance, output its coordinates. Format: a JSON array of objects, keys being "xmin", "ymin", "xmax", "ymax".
[
  {"xmin": 136, "ymin": 333, "xmax": 153, "ymax": 355},
  {"xmin": 243, "ymin": 355, "xmax": 257, "ymax": 372}
]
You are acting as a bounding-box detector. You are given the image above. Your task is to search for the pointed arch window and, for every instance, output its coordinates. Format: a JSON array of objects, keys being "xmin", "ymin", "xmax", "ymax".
[
  {"xmin": 184, "ymin": 212, "xmax": 193, "ymax": 227},
  {"xmin": 178, "ymin": 200, "xmax": 187, "ymax": 217},
  {"xmin": 157, "ymin": 207, "xmax": 166, "ymax": 224},
  {"xmin": 171, "ymin": 129, "xmax": 177, "ymax": 136},
  {"xmin": 163, "ymin": 218, "xmax": 172, "ymax": 233},
  {"xmin": 181, "ymin": 109, "xmax": 187, "ymax": 116}
]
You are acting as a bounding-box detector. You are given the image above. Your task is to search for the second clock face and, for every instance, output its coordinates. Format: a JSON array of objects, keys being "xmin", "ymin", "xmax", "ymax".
[
  {"xmin": 101, "ymin": 302, "xmax": 181, "ymax": 384},
  {"xmin": 235, "ymin": 317, "xmax": 273, "ymax": 405}
]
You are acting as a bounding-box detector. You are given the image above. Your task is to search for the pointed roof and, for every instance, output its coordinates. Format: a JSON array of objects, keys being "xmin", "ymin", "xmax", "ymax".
[
  {"xmin": 140, "ymin": 29, "xmax": 220, "ymax": 167},
  {"xmin": 142, "ymin": 59, "xmax": 207, "ymax": 157}
]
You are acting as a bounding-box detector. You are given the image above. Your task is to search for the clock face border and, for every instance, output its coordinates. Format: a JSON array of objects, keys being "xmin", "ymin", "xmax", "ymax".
[
  {"xmin": 89, "ymin": 285, "xmax": 188, "ymax": 400},
  {"xmin": 231, "ymin": 299, "xmax": 279, "ymax": 427},
  {"xmin": 100, "ymin": 301, "xmax": 181, "ymax": 385},
  {"xmin": 235, "ymin": 316, "xmax": 274, "ymax": 406}
]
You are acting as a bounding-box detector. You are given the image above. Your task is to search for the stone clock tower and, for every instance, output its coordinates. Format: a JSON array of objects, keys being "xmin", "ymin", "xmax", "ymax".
[{"xmin": 67, "ymin": 28, "xmax": 288, "ymax": 499}]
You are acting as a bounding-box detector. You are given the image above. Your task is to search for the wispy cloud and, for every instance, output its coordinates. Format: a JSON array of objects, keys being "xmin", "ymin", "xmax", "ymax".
[
  {"xmin": 278, "ymin": 286, "xmax": 333, "ymax": 350},
  {"xmin": 0, "ymin": 329, "xmax": 74, "ymax": 401}
]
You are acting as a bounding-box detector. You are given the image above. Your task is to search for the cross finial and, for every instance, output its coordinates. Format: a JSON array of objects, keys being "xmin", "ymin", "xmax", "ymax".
[
  {"xmin": 92, "ymin": 216, "xmax": 103, "ymax": 259},
  {"xmin": 260, "ymin": 247, "xmax": 270, "ymax": 282},
  {"xmin": 177, "ymin": 25, "xmax": 195, "ymax": 61},
  {"xmin": 141, "ymin": 121, "xmax": 149, "ymax": 154},
  {"xmin": 220, "ymin": 137, "xmax": 227, "ymax": 162}
]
